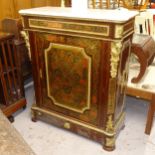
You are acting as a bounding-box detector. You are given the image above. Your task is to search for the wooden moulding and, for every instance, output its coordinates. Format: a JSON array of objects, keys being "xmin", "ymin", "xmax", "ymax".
[
  {"xmin": 126, "ymin": 86, "xmax": 152, "ymax": 100},
  {"xmin": 1, "ymin": 98, "xmax": 27, "ymax": 117}
]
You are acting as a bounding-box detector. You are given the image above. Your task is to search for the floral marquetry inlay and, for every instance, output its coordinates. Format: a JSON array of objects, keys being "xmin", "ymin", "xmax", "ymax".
[{"xmin": 45, "ymin": 43, "xmax": 92, "ymax": 113}]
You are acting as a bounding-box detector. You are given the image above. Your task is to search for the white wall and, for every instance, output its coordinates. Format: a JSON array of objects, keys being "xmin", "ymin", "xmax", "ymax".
[{"xmin": 72, "ymin": 0, "xmax": 88, "ymax": 10}]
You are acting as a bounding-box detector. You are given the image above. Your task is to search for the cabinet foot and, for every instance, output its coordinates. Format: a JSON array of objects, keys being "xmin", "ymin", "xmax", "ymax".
[
  {"xmin": 31, "ymin": 117, "xmax": 37, "ymax": 122},
  {"xmin": 8, "ymin": 115, "xmax": 14, "ymax": 123},
  {"xmin": 31, "ymin": 108, "xmax": 37, "ymax": 122},
  {"xmin": 23, "ymin": 105, "xmax": 27, "ymax": 110},
  {"xmin": 103, "ymin": 136, "xmax": 115, "ymax": 151},
  {"xmin": 103, "ymin": 144, "xmax": 115, "ymax": 151},
  {"xmin": 121, "ymin": 124, "xmax": 125, "ymax": 130}
]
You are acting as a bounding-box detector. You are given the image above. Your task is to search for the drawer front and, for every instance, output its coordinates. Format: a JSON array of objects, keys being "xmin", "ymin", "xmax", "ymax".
[
  {"xmin": 28, "ymin": 18, "xmax": 110, "ymax": 37},
  {"xmin": 24, "ymin": 17, "xmax": 134, "ymax": 40},
  {"xmin": 36, "ymin": 32, "xmax": 106, "ymax": 126}
]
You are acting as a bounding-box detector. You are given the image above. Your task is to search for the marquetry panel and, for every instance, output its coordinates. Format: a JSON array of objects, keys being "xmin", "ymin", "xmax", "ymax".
[{"xmin": 45, "ymin": 43, "xmax": 92, "ymax": 113}]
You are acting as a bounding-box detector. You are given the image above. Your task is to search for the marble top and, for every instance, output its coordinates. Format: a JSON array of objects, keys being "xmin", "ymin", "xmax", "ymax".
[{"xmin": 19, "ymin": 7, "xmax": 138, "ymax": 22}]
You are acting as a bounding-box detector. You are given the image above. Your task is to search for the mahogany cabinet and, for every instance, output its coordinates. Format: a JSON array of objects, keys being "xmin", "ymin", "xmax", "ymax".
[
  {"xmin": 0, "ymin": 32, "xmax": 26, "ymax": 121},
  {"xmin": 20, "ymin": 7, "xmax": 137, "ymax": 151}
]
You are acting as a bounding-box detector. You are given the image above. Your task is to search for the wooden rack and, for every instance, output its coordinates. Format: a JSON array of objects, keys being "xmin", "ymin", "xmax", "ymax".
[{"xmin": 0, "ymin": 32, "xmax": 26, "ymax": 122}]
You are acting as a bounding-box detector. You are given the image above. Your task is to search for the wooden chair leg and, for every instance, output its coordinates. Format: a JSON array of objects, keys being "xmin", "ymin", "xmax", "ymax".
[{"xmin": 145, "ymin": 94, "xmax": 155, "ymax": 135}]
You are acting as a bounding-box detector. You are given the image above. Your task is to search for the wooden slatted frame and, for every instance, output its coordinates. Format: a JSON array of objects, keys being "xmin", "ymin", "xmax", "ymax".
[
  {"xmin": 6, "ymin": 39, "xmax": 18, "ymax": 98},
  {"xmin": 0, "ymin": 52, "xmax": 9, "ymax": 105},
  {"xmin": 0, "ymin": 35, "xmax": 22, "ymax": 105},
  {"xmin": 1, "ymin": 41, "xmax": 14, "ymax": 101},
  {"xmin": 0, "ymin": 33, "xmax": 27, "ymax": 120},
  {"xmin": 88, "ymin": 0, "xmax": 149, "ymax": 9}
]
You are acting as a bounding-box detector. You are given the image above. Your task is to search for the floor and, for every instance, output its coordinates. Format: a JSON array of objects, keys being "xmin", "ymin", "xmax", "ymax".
[{"xmin": 12, "ymin": 83, "xmax": 155, "ymax": 155}]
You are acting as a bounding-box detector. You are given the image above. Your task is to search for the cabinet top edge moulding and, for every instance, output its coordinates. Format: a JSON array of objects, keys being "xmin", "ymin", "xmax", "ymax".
[{"xmin": 19, "ymin": 6, "xmax": 138, "ymax": 23}]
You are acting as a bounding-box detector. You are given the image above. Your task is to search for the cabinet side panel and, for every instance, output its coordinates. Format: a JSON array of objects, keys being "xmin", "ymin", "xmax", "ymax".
[
  {"xmin": 29, "ymin": 32, "xmax": 43, "ymax": 106},
  {"xmin": 115, "ymin": 37, "xmax": 131, "ymax": 122}
]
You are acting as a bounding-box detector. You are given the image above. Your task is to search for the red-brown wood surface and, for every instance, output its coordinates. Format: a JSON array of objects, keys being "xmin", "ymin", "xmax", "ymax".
[
  {"xmin": 145, "ymin": 94, "xmax": 155, "ymax": 134},
  {"xmin": 0, "ymin": 32, "xmax": 26, "ymax": 119},
  {"xmin": 131, "ymin": 34, "xmax": 155, "ymax": 83}
]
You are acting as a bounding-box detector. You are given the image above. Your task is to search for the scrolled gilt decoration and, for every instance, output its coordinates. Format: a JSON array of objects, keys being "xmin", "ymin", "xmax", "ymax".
[
  {"xmin": 106, "ymin": 115, "xmax": 115, "ymax": 134},
  {"xmin": 115, "ymin": 25, "xmax": 124, "ymax": 38},
  {"xmin": 110, "ymin": 41, "xmax": 122, "ymax": 78},
  {"xmin": 105, "ymin": 137, "xmax": 115, "ymax": 147},
  {"xmin": 21, "ymin": 31, "xmax": 31, "ymax": 60}
]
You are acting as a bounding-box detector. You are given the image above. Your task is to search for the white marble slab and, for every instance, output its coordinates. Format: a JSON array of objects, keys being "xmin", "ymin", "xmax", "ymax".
[{"xmin": 19, "ymin": 7, "xmax": 138, "ymax": 22}]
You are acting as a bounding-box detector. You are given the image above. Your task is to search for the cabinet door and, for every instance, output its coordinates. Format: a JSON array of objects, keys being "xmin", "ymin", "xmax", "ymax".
[{"xmin": 34, "ymin": 32, "xmax": 105, "ymax": 126}]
